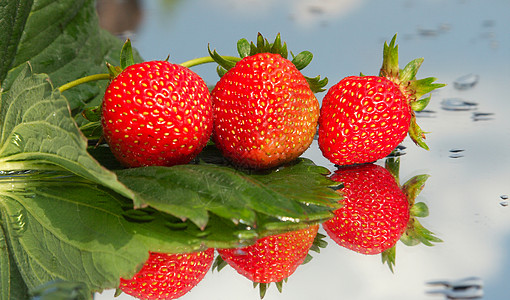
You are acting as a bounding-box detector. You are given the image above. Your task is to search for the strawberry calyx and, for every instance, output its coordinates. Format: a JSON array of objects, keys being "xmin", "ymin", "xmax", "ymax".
[
  {"xmin": 379, "ymin": 34, "xmax": 446, "ymax": 149},
  {"xmin": 208, "ymin": 32, "xmax": 328, "ymax": 93},
  {"xmin": 400, "ymin": 174, "xmax": 443, "ymax": 247},
  {"xmin": 380, "ymin": 157, "xmax": 442, "ymax": 272}
]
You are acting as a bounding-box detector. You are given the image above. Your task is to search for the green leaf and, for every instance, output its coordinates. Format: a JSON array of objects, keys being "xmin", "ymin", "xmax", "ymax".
[
  {"xmin": 305, "ymin": 75, "xmax": 329, "ymax": 93},
  {"xmin": 0, "ymin": 175, "xmax": 147, "ymax": 292},
  {"xmin": 409, "ymin": 77, "xmax": 447, "ymax": 100},
  {"xmin": 408, "ymin": 115, "xmax": 430, "ymax": 150},
  {"xmin": 208, "ymin": 45, "xmax": 238, "ymax": 71},
  {"xmin": 0, "ymin": 63, "xmax": 134, "ymax": 200},
  {"xmin": 399, "ymin": 58, "xmax": 424, "ymax": 83},
  {"xmin": 0, "ymin": 0, "xmax": 142, "ymax": 112},
  {"xmin": 380, "ymin": 34, "xmax": 399, "ymax": 79},
  {"xmin": 0, "ymin": 172, "xmax": 222, "ymax": 293},
  {"xmin": 0, "ymin": 0, "xmax": 32, "ymax": 85},
  {"xmin": 381, "ymin": 246, "xmax": 396, "ymax": 273},
  {"xmin": 384, "ymin": 157, "xmax": 401, "ymax": 183},
  {"xmin": 402, "ymin": 174, "xmax": 430, "ymax": 206},
  {"xmin": 0, "ymin": 170, "xmax": 335, "ymax": 294},
  {"xmin": 119, "ymin": 39, "xmax": 135, "ymax": 70},
  {"xmin": 410, "ymin": 95, "xmax": 431, "ymax": 112},
  {"xmin": 410, "ymin": 202, "xmax": 430, "ymax": 218},
  {"xmin": 115, "ymin": 159, "xmax": 341, "ymax": 231},
  {"xmin": 0, "ymin": 216, "xmax": 30, "ymax": 300},
  {"xmin": 291, "ymin": 51, "xmax": 313, "ymax": 71},
  {"xmin": 237, "ymin": 38, "xmax": 251, "ymax": 58},
  {"xmin": 401, "ymin": 218, "xmax": 443, "ymax": 247}
]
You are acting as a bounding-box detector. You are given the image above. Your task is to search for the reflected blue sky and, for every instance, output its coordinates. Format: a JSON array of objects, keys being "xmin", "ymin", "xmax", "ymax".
[{"xmin": 97, "ymin": 0, "xmax": 510, "ymax": 299}]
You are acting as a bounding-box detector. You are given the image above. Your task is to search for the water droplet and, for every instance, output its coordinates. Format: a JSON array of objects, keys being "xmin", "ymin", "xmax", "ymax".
[
  {"xmin": 11, "ymin": 133, "xmax": 24, "ymax": 149},
  {"xmin": 417, "ymin": 28, "xmax": 439, "ymax": 37},
  {"xmin": 387, "ymin": 145, "xmax": 407, "ymax": 158},
  {"xmin": 472, "ymin": 112, "xmax": 495, "ymax": 121},
  {"xmin": 441, "ymin": 98, "xmax": 478, "ymax": 111},
  {"xmin": 449, "ymin": 149, "xmax": 465, "ymax": 159},
  {"xmin": 501, "ymin": 195, "xmax": 508, "ymax": 200},
  {"xmin": 453, "ymin": 74, "xmax": 479, "ymax": 90},
  {"xmin": 499, "ymin": 201, "xmax": 508, "ymax": 207},
  {"xmin": 415, "ymin": 110, "xmax": 436, "ymax": 118},
  {"xmin": 482, "ymin": 20, "xmax": 495, "ymax": 28},
  {"xmin": 10, "ymin": 209, "xmax": 28, "ymax": 237}
]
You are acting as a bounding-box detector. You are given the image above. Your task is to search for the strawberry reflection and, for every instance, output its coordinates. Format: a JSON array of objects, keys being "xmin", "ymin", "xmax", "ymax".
[
  {"xmin": 119, "ymin": 249, "xmax": 214, "ymax": 300},
  {"xmin": 322, "ymin": 157, "xmax": 442, "ymax": 271},
  {"xmin": 214, "ymin": 225, "xmax": 324, "ymax": 298}
]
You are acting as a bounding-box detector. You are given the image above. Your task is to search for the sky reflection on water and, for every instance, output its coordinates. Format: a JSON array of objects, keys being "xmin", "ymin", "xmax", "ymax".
[{"xmin": 96, "ymin": 0, "xmax": 510, "ymax": 299}]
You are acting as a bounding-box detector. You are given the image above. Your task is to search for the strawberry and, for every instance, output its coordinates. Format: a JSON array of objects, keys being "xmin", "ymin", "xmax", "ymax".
[
  {"xmin": 323, "ymin": 163, "xmax": 410, "ymax": 255},
  {"xmin": 318, "ymin": 34, "xmax": 445, "ymax": 166},
  {"xmin": 101, "ymin": 60, "xmax": 213, "ymax": 167},
  {"xmin": 208, "ymin": 33, "xmax": 327, "ymax": 169},
  {"xmin": 323, "ymin": 157, "xmax": 442, "ymax": 271},
  {"xmin": 215, "ymin": 225, "xmax": 320, "ymax": 297},
  {"xmin": 118, "ymin": 249, "xmax": 214, "ymax": 300}
]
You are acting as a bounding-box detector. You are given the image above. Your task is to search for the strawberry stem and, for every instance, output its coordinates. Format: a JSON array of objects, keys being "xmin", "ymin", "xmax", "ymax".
[
  {"xmin": 179, "ymin": 56, "xmax": 241, "ymax": 68},
  {"xmin": 57, "ymin": 73, "xmax": 111, "ymax": 93}
]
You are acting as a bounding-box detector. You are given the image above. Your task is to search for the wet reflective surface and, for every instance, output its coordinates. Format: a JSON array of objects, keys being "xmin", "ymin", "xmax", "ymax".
[{"xmin": 95, "ymin": 0, "xmax": 510, "ymax": 299}]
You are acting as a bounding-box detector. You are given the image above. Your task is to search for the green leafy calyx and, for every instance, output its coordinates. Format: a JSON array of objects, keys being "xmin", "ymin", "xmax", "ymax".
[
  {"xmin": 400, "ymin": 174, "xmax": 443, "ymax": 247},
  {"xmin": 379, "ymin": 34, "xmax": 446, "ymax": 149},
  {"xmin": 208, "ymin": 33, "xmax": 328, "ymax": 92}
]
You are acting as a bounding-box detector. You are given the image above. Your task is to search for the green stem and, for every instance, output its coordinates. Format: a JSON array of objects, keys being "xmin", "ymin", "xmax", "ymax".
[
  {"xmin": 58, "ymin": 73, "xmax": 111, "ymax": 93},
  {"xmin": 179, "ymin": 56, "xmax": 241, "ymax": 68}
]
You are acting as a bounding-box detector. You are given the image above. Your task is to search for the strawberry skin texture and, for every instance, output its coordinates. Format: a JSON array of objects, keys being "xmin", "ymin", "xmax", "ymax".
[
  {"xmin": 102, "ymin": 61, "xmax": 213, "ymax": 167},
  {"xmin": 211, "ymin": 53, "xmax": 319, "ymax": 169},
  {"xmin": 318, "ymin": 76, "xmax": 412, "ymax": 166},
  {"xmin": 322, "ymin": 164, "xmax": 409, "ymax": 254},
  {"xmin": 217, "ymin": 225, "xmax": 319, "ymax": 283},
  {"xmin": 119, "ymin": 249, "xmax": 214, "ymax": 300}
]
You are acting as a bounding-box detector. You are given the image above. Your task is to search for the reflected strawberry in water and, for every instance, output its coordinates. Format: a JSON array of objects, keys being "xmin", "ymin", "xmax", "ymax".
[
  {"xmin": 213, "ymin": 225, "xmax": 325, "ymax": 298},
  {"xmin": 117, "ymin": 249, "xmax": 214, "ymax": 300},
  {"xmin": 322, "ymin": 156, "xmax": 442, "ymax": 271}
]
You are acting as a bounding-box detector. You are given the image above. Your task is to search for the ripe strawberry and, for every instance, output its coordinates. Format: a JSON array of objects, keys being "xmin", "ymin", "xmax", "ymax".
[
  {"xmin": 323, "ymin": 157, "xmax": 441, "ymax": 271},
  {"xmin": 119, "ymin": 249, "xmax": 214, "ymax": 300},
  {"xmin": 101, "ymin": 60, "xmax": 213, "ymax": 167},
  {"xmin": 318, "ymin": 34, "xmax": 445, "ymax": 166},
  {"xmin": 323, "ymin": 163, "xmax": 410, "ymax": 255},
  {"xmin": 216, "ymin": 225, "xmax": 319, "ymax": 287},
  {"xmin": 209, "ymin": 34, "xmax": 327, "ymax": 169}
]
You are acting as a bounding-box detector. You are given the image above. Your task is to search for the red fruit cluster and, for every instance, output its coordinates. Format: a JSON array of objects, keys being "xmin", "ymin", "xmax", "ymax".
[
  {"xmin": 100, "ymin": 34, "xmax": 325, "ymax": 170},
  {"xmin": 100, "ymin": 34, "xmax": 444, "ymax": 170}
]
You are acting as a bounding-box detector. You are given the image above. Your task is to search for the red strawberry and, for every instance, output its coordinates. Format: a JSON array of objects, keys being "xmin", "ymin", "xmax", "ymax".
[
  {"xmin": 101, "ymin": 60, "xmax": 213, "ymax": 167},
  {"xmin": 323, "ymin": 157, "xmax": 441, "ymax": 271},
  {"xmin": 318, "ymin": 34, "xmax": 445, "ymax": 166},
  {"xmin": 323, "ymin": 163, "xmax": 410, "ymax": 255},
  {"xmin": 209, "ymin": 34, "xmax": 326, "ymax": 169},
  {"xmin": 216, "ymin": 225, "xmax": 319, "ymax": 288},
  {"xmin": 119, "ymin": 249, "xmax": 214, "ymax": 300}
]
